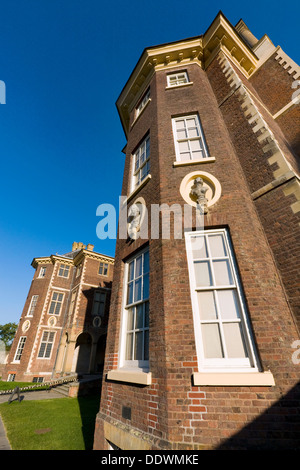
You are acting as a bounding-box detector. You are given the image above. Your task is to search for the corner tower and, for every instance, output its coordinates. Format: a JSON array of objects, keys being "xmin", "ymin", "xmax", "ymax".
[{"xmin": 94, "ymin": 12, "xmax": 300, "ymax": 450}]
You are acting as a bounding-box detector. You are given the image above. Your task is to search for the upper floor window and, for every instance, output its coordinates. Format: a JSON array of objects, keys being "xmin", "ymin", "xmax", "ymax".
[
  {"xmin": 58, "ymin": 264, "xmax": 70, "ymax": 278},
  {"xmin": 185, "ymin": 228, "xmax": 259, "ymax": 372},
  {"xmin": 167, "ymin": 71, "xmax": 189, "ymax": 87},
  {"xmin": 135, "ymin": 88, "xmax": 150, "ymax": 118},
  {"xmin": 38, "ymin": 266, "xmax": 46, "ymax": 278},
  {"xmin": 92, "ymin": 290, "xmax": 106, "ymax": 316},
  {"xmin": 49, "ymin": 292, "xmax": 64, "ymax": 315},
  {"xmin": 14, "ymin": 336, "xmax": 26, "ymax": 361},
  {"xmin": 27, "ymin": 295, "xmax": 39, "ymax": 317},
  {"xmin": 172, "ymin": 114, "xmax": 209, "ymax": 162},
  {"xmin": 38, "ymin": 331, "xmax": 55, "ymax": 359},
  {"xmin": 99, "ymin": 262, "xmax": 108, "ymax": 276},
  {"xmin": 121, "ymin": 248, "xmax": 149, "ymax": 369},
  {"xmin": 132, "ymin": 135, "xmax": 150, "ymax": 190}
]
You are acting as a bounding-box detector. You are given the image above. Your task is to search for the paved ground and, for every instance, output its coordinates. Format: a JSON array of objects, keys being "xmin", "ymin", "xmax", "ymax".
[{"xmin": 0, "ymin": 389, "xmax": 65, "ymax": 450}]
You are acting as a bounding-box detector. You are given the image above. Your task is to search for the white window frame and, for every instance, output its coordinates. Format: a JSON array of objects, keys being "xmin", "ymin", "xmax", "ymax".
[
  {"xmin": 131, "ymin": 135, "xmax": 150, "ymax": 192},
  {"xmin": 185, "ymin": 228, "xmax": 259, "ymax": 373},
  {"xmin": 172, "ymin": 114, "xmax": 209, "ymax": 162},
  {"xmin": 99, "ymin": 262, "xmax": 108, "ymax": 276},
  {"xmin": 48, "ymin": 291, "xmax": 64, "ymax": 315},
  {"xmin": 27, "ymin": 295, "xmax": 39, "ymax": 317},
  {"xmin": 14, "ymin": 336, "xmax": 26, "ymax": 361},
  {"xmin": 135, "ymin": 88, "xmax": 150, "ymax": 118},
  {"xmin": 37, "ymin": 331, "xmax": 55, "ymax": 359},
  {"xmin": 167, "ymin": 71, "xmax": 189, "ymax": 87},
  {"xmin": 58, "ymin": 264, "xmax": 70, "ymax": 278},
  {"xmin": 119, "ymin": 247, "xmax": 150, "ymax": 371},
  {"xmin": 38, "ymin": 266, "xmax": 46, "ymax": 278}
]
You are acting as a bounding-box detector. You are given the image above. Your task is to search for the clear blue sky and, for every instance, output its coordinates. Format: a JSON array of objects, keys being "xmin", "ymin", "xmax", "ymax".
[{"xmin": 0, "ymin": 0, "xmax": 299, "ymax": 325}]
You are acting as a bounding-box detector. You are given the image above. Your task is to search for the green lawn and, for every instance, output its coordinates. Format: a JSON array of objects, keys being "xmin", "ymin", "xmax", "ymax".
[
  {"xmin": 0, "ymin": 395, "xmax": 100, "ymax": 450},
  {"xmin": 0, "ymin": 380, "xmax": 48, "ymax": 391}
]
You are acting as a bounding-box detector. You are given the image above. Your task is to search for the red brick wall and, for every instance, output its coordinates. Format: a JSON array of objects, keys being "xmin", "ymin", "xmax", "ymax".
[
  {"xmin": 95, "ymin": 58, "xmax": 300, "ymax": 450},
  {"xmin": 249, "ymin": 51, "xmax": 300, "ymax": 159},
  {"xmin": 206, "ymin": 54, "xmax": 300, "ymax": 332}
]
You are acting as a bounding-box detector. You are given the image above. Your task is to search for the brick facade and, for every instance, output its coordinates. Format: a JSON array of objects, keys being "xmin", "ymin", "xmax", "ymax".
[
  {"xmin": 94, "ymin": 12, "xmax": 300, "ymax": 450},
  {"xmin": 2, "ymin": 243, "xmax": 114, "ymax": 383}
]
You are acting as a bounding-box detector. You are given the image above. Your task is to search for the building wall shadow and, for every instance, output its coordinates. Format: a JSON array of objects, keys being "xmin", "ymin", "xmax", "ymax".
[{"xmin": 217, "ymin": 382, "xmax": 300, "ymax": 450}]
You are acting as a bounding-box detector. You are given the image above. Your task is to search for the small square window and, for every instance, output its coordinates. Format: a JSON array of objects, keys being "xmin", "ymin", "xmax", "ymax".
[
  {"xmin": 99, "ymin": 262, "xmax": 108, "ymax": 276},
  {"xmin": 39, "ymin": 266, "xmax": 46, "ymax": 278},
  {"xmin": 167, "ymin": 71, "xmax": 189, "ymax": 87},
  {"xmin": 58, "ymin": 264, "xmax": 70, "ymax": 278}
]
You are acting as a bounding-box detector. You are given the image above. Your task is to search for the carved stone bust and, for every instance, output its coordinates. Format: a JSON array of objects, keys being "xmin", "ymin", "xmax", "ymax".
[{"xmin": 190, "ymin": 177, "xmax": 209, "ymax": 213}]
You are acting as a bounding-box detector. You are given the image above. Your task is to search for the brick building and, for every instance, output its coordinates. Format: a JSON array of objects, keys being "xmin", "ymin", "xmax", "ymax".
[
  {"xmin": 94, "ymin": 12, "xmax": 300, "ymax": 450},
  {"xmin": 2, "ymin": 242, "xmax": 114, "ymax": 383}
]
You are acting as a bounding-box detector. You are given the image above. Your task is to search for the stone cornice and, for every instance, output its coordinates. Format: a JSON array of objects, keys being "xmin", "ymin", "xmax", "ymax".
[
  {"xmin": 116, "ymin": 11, "xmax": 261, "ymax": 138},
  {"xmin": 73, "ymin": 250, "xmax": 115, "ymax": 266},
  {"xmin": 31, "ymin": 250, "xmax": 114, "ymax": 269}
]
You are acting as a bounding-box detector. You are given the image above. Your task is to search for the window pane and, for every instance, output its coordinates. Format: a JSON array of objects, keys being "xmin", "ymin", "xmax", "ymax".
[
  {"xmin": 217, "ymin": 290, "xmax": 240, "ymax": 319},
  {"xmin": 45, "ymin": 344, "xmax": 52, "ymax": 358},
  {"xmin": 223, "ymin": 323, "xmax": 247, "ymax": 358},
  {"xmin": 136, "ymin": 256, "xmax": 142, "ymax": 277},
  {"xmin": 198, "ymin": 291, "xmax": 217, "ymax": 320},
  {"xmin": 38, "ymin": 343, "xmax": 46, "ymax": 357},
  {"xmin": 127, "ymin": 308, "xmax": 134, "ymax": 330},
  {"xmin": 144, "ymin": 251, "xmax": 149, "ymax": 273},
  {"xmin": 177, "ymin": 129, "xmax": 187, "ymax": 139},
  {"xmin": 144, "ymin": 301, "xmax": 149, "ymax": 327},
  {"xmin": 134, "ymin": 278, "xmax": 142, "ymax": 302},
  {"xmin": 188, "ymin": 127, "xmax": 199, "ymax": 138},
  {"xmin": 175, "ymin": 119, "xmax": 185, "ymax": 130},
  {"xmin": 127, "ymin": 282, "xmax": 133, "ymax": 305},
  {"xmin": 190, "ymin": 139, "xmax": 201, "ymax": 151},
  {"xmin": 136, "ymin": 304, "xmax": 144, "ymax": 329},
  {"xmin": 129, "ymin": 262, "xmax": 134, "ymax": 281},
  {"xmin": 55, "ymin": 303, "xmax": 61, "ymax": 315},
  {"xmin": 125, "ymin": 333, "xmax": 133, "ymax": 360},
  {"xmin": 209, "ymin": 234, "xmax": 227, "ymax": 257},
  {"xmin": 134, "ymin": 331, "xmax": 143, "ymax": 360},
  {"xmin": 191, "ymin": 236, "xmax": 208, "ymax": 259},
  {"xmin": 213, "ymin": 260, "xmax": 233, "ymax": 286},
  {"xmin": 194, "ymin": 261, "xmax": 212, "ymax": 286},
  {"xmin": 180, "ymin": 152, "xmax": 191, "ymax": 161},
  {"xmin": 202, "ymin": 323, "xmax": 223, "ymax": 358},
  {"xmin": 179, "ymin": 141, "xmax": 189, "ymax": 153},
  {"xmin": 143, "ymin": 273, "xmax": 149, "ymax": 299},
  {"xmin": 144, "ymin": 330, "xmax": 149, "ymax": 361}
]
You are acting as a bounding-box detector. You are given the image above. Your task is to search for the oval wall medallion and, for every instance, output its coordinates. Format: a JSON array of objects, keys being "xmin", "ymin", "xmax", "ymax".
[
  {"xmin": 179, "ymin": 171, "xmax": 222, "ymax": 209},
  {"xmin": 48, "ymin": 316, "xmax": 57, "ymax": 327},
  {"xmin": 22, "ymin": 320, "xmax": 31, "ymax": 332}
]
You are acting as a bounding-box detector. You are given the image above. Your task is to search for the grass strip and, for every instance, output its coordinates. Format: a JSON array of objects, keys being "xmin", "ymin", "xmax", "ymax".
[{"xmin": 0, "ymin": 395, "xmax": 100, "ymax": 450}]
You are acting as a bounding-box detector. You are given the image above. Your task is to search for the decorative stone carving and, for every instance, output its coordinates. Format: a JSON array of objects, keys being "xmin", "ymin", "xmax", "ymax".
[
  {"xmin": 128, "ymin": 204, "xmax": 141, "ymax": 240},
  {"xmin": 190, "ymin": 177, "xmax": 209, "ymax": 213}
]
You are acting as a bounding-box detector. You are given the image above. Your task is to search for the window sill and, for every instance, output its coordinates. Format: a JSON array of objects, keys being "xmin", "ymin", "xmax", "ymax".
[
  {"xmin": 193, "ymin": 371, "xmax": 275, "ymax": 387},
  {"xmin": 107, "ymin": 369, "xmax": 152, "ymax": 386},
  {"xmin": 165, "ymin": 82, "xmax": 193, "ymax": 90},
  {"xmin": 173, "ymin": 157, "xmax": 216, "ymax": 167},
  {"xmin": 125, "ymin": 174, "xmax": 152, "ymax": 204}
]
